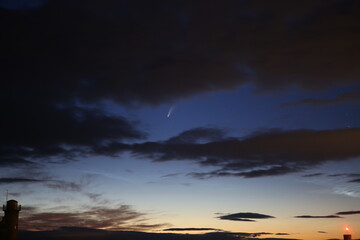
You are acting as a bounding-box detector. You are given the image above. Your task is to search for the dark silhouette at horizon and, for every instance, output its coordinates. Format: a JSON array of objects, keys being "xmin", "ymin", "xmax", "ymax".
[{"xmin": 0, "ymin": 200, "xmax": 21, "ymax": 240}]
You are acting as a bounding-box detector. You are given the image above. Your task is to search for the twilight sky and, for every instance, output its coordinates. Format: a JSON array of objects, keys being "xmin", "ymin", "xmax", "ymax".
[{"xmin": 1, "ymin": 1, "xmax": 360, "ymax": 240}]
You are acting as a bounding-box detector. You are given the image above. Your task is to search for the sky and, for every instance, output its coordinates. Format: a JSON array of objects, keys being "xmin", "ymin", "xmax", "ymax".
[{"xmin": 1, "ymin": 0, "xmax": 360, "ymax": 240}]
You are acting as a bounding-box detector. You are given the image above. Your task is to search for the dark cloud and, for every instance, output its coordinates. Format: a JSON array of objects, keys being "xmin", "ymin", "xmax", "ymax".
[
  {"xmin": 0, "ymin": 178, "xmax": 44, "ymax": 184},
  {"xmin": 318, "ymin": 231, "xmax": 327, "ymax": 233},
  {"xmin": 348, "ymin": 178, "xmax": 360, "ymax": 183},
  {"xmin": 0, "ymin": 173, "xmax": 96, "ymax": 194},
  {"xmin": 0, "ymin": 157, "xmax": 36, "ymax": 168},
  {"xmin": 218, "ymin": 212, "xmax": 275, "ymax": 222},
  {"xmin": 224, "ymin": 218, "xmax": 255, "ymax": 222},
  {"xmin": 1, "ymin": 0, "xmax": 360, "ymax": 169},
  {"xmin": 326, "ymin": 173, "xmax": 360, "ymax": 183},
  {"xmin": 100, "ymin": 127, "xmax": 360, "ymax": 178},
  {"xmin": 252, "ymin": 232, "xmax": 272, "ymax": 237},
  {"xmin": 294, "ymin": 215, "xmax": 341, "ymax": 218},
  {"xmin": 276, "ymin": 233, "xmax": 290, "ymax": 235},
  {"xmin": 347, "ymin": 173, "xmax": 360, "ymax": 177},
  {"xmin": 3, "ymin": 125, "xmax": 357, "ymax": 180},
  {"xmin": 3, "ymin": 0, "xmax": 360, "ymax": 105},
  {"xmin": 0, "ymin": 103, "xmax": 146, "ymax": 167},
  {"xmin": 328, "ymin": 173, "xmax": 360, "ymax": 178},
  {"xmin": 282, "ymin": 92, "xmax": 360, "ymax": 107},
  {"xmin": 302, "ymin": 173, "xmax": 323, "ymax": 177},
  {"xmin": 163, "ymin": 228, "xmax": 220, "ymax": 231},
  {"xmin": 195, "ymin": 166, "xmax": 299, "ymax": 179},
  {"xmin": 21, "ymin": 204, "xmax": 167, "ymax": 231},
  {"xmin": 336, "ymin": 210, "xmax": 360, "ymax": 215},
  {"xmin": 166, "ymin": 128, "xmax": 227, "ymax": 144}
]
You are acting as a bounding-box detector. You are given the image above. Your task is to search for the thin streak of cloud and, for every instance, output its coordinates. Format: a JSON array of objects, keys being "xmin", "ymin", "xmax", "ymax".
[
  {"xmin": 294, "ymin": 215, "xmax": 341, "ymax": 219},
  {"xmin": 163, "ymin": 228, "xmax": 220, "ymax": 231},
  {"xmin": 348, "ymin": 178, "xmax": 360, "ymax": 183},
  {"xmin": 336, "ymin": 210, "xmax": 360, "ymax": 215},
  {"xmin": 302, "ymin": 173, "xmax": 323, "ymax": 177},
  {"xmin": 0, "ymin": 178, "xmax": 44, "ymax": 184},
  {"xmin": 282, "ymin": 92, "xmax": 360, "ymax": 108}
]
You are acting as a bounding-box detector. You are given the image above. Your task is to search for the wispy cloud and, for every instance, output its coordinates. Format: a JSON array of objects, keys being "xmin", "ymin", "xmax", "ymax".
[
  {"xmin": 282, "ymin": 92, "xmax": 360, "ymax": 108},
  {"xmin": 294, "ymin": 215, "xmax": 341, "ymax": 219},
  {"xmin": 348, "ymin": 178, "xmax": 360, "ymax": 183},
  {"xmin": 161, "ymin": 173, "xmax": 181, "ymax": 178},
  {"xmin": 45, "ymin": 174, "xmax": 96, "ymax": 192},
  {"xmin": 325, "ymin": 173, "xmax": 360, "ymax": 186},
  {"xmin": 302, "ymin": 173, "xmax": 323, "ymax": 177},
  {"xmin": 163, "ymin": 228, "xmax": 221, "ymax": 231},
  {"xmin": 0, "ymin": 158, "xmax": 36, "ymax": 168},
  {"xmin": 336, "ymin": 210, "xmax": 360, "ymax": 215},
  {"xmin": 0, "ymin": 172, "xmax": 98, "ymax": 197},
  {"xmin": 21, "ymin": 205, "xmax": 168, "ymax": 231}
]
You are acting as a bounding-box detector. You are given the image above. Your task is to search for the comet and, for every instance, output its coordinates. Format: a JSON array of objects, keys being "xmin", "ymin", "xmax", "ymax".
[{"xmin": 167, "ymin": 105, "xmax": 174, "ymax": 118}]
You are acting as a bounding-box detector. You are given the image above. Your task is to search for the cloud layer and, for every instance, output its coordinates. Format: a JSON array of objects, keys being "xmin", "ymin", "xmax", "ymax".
[
  {"xmin": 21, "ymin": 205, "xmax": 167, "ymax": 231},
  {"xmin": 4, "ymin": 125, "xmax": 360, "ymax": 179},
  {"xmin": 294, "ymin": 215, "xmax": 341, "ymax": 219},
  {"xmin": 2, "ymin": 0, "xmax": 360, "ymax": 106},
  {"xmin": 99, "ymin": 127, "xmax": 360, "ymax": 178},
  {"xmin": 0, "ymin": 104, "xmax": 146, "ymax": 167},
  {"xmin": 336, "ymin": 211, "xmax": 360, "ymax": 215},
  {"xmin": 282, "ymin": 92, "xmax": 360, "ymax": 107}
]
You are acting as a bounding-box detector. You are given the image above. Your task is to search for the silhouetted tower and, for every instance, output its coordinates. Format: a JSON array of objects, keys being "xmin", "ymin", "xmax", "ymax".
[
  {"xmin": 0, "ymin": 200, "xmax": 21, "ymax": 240},
  {"xmin": 344, "ymin": 226, "xmax": 352, "ymax": 240},
  {"xmin": 344, "ymin": 234, "xmax": 352, "ymax": 240}
]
